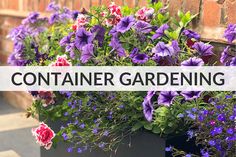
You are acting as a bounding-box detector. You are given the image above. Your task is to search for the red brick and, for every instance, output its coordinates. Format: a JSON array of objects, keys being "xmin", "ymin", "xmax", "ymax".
[
  {"xmin": 0, "ymin": 39, "xmax": 14, "ymax": 53},
  {"xmin": 73, "ymin": 0, "xmax": 81, "ymax": 10},
  {"xmin": 115, "ymin": 0, "xmax": 123, "ymax": 6},
  {"xmin": 137, "ymin": 0, "xmax": 147, "ymax": 6},
  {"xmin": 168, "ymin": 0, "xmax": 183, "ymax": 17},
  {"xmin": 226, "ymin": 0, "xmax": 236, "ymax": 24},
  {"xmin": 202, "ymin": 0, "xmax": 221, "ymax": 27},
  {"xmin": 7, "ymin": 0, "xmax": 19, "ymax": 10},
  {"xmin": 39, "ymin": 0, "xmax": 49, "ymax": 12},
  {"xmin": 100, "ymin": 0, "xmax": 110, "ymax": 6},
  {"xmin": 0, "ymin": 53, "xmax": 8, "ymax": 64},
  {"xmin": 184, "ymin": 0, "xmax": 201, "ymax": 15},
  {"xmin": 91, "ymin": 0, "xmax": 100, "ymax": 6},
  {"xmin": 124, "ymin": 0, "xmax": 135, "ymax": 7},
  {"xmin": 80, "ymin": 0, "xmax": 90, "ymax": 10}
]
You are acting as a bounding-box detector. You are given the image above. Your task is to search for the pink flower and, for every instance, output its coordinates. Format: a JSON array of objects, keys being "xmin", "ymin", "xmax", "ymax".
[
  {"xmin": 105, "ymin": 2, "xmax": 122, "ymax": 26},
  {"xmin": 32, "ymin": 122, "xmax": 55, "ymax": 150},
  {"xmin": 71, "ymin": 14, "xmax": 88, "ymax": 31},
  {"xmin": 50, "ymin": 55, "xmax": 71, "ymax": 66},
  {"xmin": 135, "ymin": 7, "xmax": 154, "ymax": 22}
]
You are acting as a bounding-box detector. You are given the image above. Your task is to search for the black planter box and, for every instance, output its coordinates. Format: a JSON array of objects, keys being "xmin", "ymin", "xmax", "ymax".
[{"xmin": 41, "ymin": 120, "xmax": 199, "ymax": 157}]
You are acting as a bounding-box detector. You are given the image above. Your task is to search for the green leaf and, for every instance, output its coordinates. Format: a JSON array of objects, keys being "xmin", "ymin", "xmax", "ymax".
[
  {"xmin": 152, "ymin": 125, "xmax": 161, "ymax": 134},
  {"xmin": 144, "ymin": 122, "xmax": 153, "ymax": 130},
  {"xmin": 131, "ymin": 122, "xmax": 143, "ymax": 132}
]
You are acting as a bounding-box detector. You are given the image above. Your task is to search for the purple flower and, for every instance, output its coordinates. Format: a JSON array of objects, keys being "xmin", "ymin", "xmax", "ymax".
[
  {"xmin": 181, "ymin": 91, "xmax": 202, "ymax": 100},
  {"xmin": 66, "ymin": 43, "xmax": 76, "ymax": 59},
  {"xmin": 91, "ymin": 25, "xmax": 105, "ymax": 47},
  {"xmin": 47, "ymin": 1, "xmax": 60, "ymax": 12},
  {"xmin": 145, "ymin": 91, "xmax": 156, "ymax": 102},
  {"xmin": 201, "ymin": 150, "xmax": 210, "ymax": 157},
  {"xmin": 142, "ymin": 99, "xmax": 154, "ymax": 122},
  {"xmin": 134, "ymin": 21, "xmax": 152, "ymax": 33},
  {"xmin": 165, "ymin": 146, "xmax": 172, "ymax": 152},
  {"xmin": 192, "ymin": 42, "xmax": 214, "ymax": 56},
  {"xmin": 208, "ymin": 140, "xmax": 216, "ymax": 146},
  {"xmin": 60, "ymin": 32, "xmax": 73, "ymax": 46},
  {"xmin": 130, "ymin": 48, "xmax": 139, "ymax": 58},
  {"xmin": 152, "ymin": 24, "xmax": 169, "ymax": 40},
  {"xmin": 98, "ymin": 142, "xmax": 105, "ymax": 148},
  {"xmin": 171, "ymin": 40, "xmax": 180, "ymax": 53},
  {"xmin": 152, "ymin": 42, "xmax": 175, "ymax": 57},
  {"xmin": 217, "ymin": 113, "xmax": 226, "ymax": 122},
  {"xmin": 211, "ymin": 127, "xmax": 223, "ymax": 136},
  {"xmin": 62, "ymin": 133, "xmax": 68, "ymax": 140},
  {"xmin": 224, "ymin": 24, "xmax": 236, "ymax": 43},
  {"xmin": 181, "ymin": 57, "xmax": 204, "ymax": 66},
  {"xmin": 183, "ymin": 29, "xmax": 200, "ymax": 40},
  {"xmin": 92, "ymin": 128, "xmax": 98, "ymax": 135},
  {"xmin": 220, "ymin": 46, "xmax": 232, "ymax": 64},
  {"xmin": 79, "ymin": 123, "xmax": 85, "ymax": 129},
  {"xmin": 187, "ymin": 130, "xmax": 194, "ymax": 139},
  {"xmin": 80, "ymin": 44, "xmax": 94, "ymax": 63},
  {"xmin": 227, "ymin": 128, "xmax": 234, "ymax": 135},
  {"xmin": 49, "ymin": 12, "xmax": 60, "ymax": 24},
  {"xmin": 103, "ymin": 130, "xmax": 109, "ymax": 136},
  {"xmin": 75, "ymin": 28, "xmax": 93, "ymax": 50},
  {"xmin": 22, "ymin": 12, "xmax": 40, "ymax": 25},
  {"xmin": 185, "ymin": 154, "xmax": 192, "ymax": 157},
  {"xmin": 158, "ymin": 91, "xmax": 178, "ymax": 106},
  {"xmin": 8, "ymin": 25, "xmax": 29, "ymax": 41},
  {"xmin": 109, "ymin": 36, "xmax": 126, "ymax": 57},
  {"xmin": 230, "ymin": 57, "xmax": 236, "ymax": 66},
  {"xmin": 132, "ymin": 53, "xmax": 149, "ymax": 64},
  {"xmin": 67, "ymin": 147, "xmax": 73, "ymax": 153},
  {"xmin": 116, "ymin": 16, "xmax": 136, "ymax": 33},
  {"xmin": 77, "ymin": 148, "xmax": 83, "ymax": 153}
]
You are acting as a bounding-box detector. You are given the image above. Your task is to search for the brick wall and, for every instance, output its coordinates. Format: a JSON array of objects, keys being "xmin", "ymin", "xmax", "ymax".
[{"xmin": 0, "ymin": 0, "xmax": 236, "ymax": 110}]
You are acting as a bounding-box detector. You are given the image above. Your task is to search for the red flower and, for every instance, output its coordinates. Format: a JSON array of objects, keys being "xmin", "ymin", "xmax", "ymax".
[
  {"xmin": 32, "ymin": 122, "xmax": 55, "ymax": 150},
  {"xmin": 50, "ymin": 55, "xmax": 71, "ymax": 66},
  {"xmin": 38, "ymin": 91, "xmax": 55, "ymax": 107},
  {"xmin": 105, "ymin": 2, "xmax": 122, "ymax": 26},
  {"xmin": 135, "ymin": 7, "xmax": 154, "ymax": 22}
]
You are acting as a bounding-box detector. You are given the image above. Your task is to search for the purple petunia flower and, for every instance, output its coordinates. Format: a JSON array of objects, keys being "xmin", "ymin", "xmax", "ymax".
[
  {"xmin": 171, "ymin": 40, "xmax": 180, "ymax": 53},
  {"xmin": 116, "ymin": 16, "xmax": 136, "ymax": 33},
  {"xmin": 230, "ymin": 57, "xmax": 236, "ymax": 66},
  {"xmin": 192, "ymin": 42, "xmax": 214, "ymax": 56},
  {"xmin": 22, "ymin": 12, "xmax": 40, "ymax": 25},
  {"xmin": 181, "ymin": 57, "xmax": 204, "ymax": 66},
  {"xmin": 75, "ymin": 28, "xmax": 93, "ymax": 50},
  {"xmin": 134, "ymin": 21, "xmax": 152, "ymax": 33},
  {"xmin": 152, "ymin": 42, "xmax": 175, "ymax": 57},
  {"xmin": 60, "ymin": 32, "xmax": 74, "ymax": 46},
  {"xmin": 8, "ymin": 25, "xmax": 30, "ymax": 41},
  {"xmin": 91, "ymin": 25, "xmax": 106, "ymax": 47},
  {"xmin": 181, "ymin": 91, "xmax": 202, "ymax": 100},
  {"xmin": 224, "ymin": 24, "xmax": 236, "ymax": 43},
  {"xmin": 220, "ymin": 46, "xmax": 231, "ymax": 64},
  {"xmin": 130, "ymin": 48, "xmax": 139, "ymax": 58},
  {"xmin": 142, "ymin": 99, "xmax": 154, "ymax": 122},
  {"xmin": 109, "ymin": 36, "xmax": 126, "ymax": 57},
  {"xmin": 132, "ymin": 53, "xmax": 149, "ymax": 64},
  {"xmin": 71, "ymin": 10, "xmax": 79, "ymax": 20},
  {"xmin": 183, "ymin": 29, "xmax": 200, "ymax": 40},
  {"xmin": 49, "ymin": 12, "xmax": 60, "ymax": 24},
  {"xmin": 158, "ymin": 91, "xmax": 178, "ymax": 106},
  {"xmin": 66, "ymin": 43, "xmax": 76, "ymax": 59},
  {"xmin": 80, "ymin": 44, "xmax": 94, "ymax": 63},
  {"xmin": 47, "ymin": 1, "xmax": 60, "ymax": 12},
  {"xmin": 152, "ymin": 24, "xmax": 169, "ymax": 40}
]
